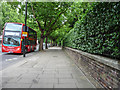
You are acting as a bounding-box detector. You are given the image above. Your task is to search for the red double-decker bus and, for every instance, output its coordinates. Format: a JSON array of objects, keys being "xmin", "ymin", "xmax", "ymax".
[{"xmin": 2, "ymin": 22, "xmax": 37, "ymax": 53}]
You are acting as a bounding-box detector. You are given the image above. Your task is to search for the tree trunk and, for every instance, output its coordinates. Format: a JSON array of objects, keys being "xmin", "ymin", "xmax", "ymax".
[
  {"xmin": 39, "ymin": 37, "xmax": 44, "ymax": 51},
  {"xmin": 45, "ymin": 37, "xmax": 48, "ymax": 49},
  {"xmin": 56, "ymin": 42, "xmax": 57, "ymax": 46},
  {"xmin": 51, "ymin": 40, "xmax": 53, "ymax": 47}
]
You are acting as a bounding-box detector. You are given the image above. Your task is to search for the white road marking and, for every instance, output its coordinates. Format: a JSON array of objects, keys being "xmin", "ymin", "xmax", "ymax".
[
  {"xmin": 13, "ymin": 58, "xmax": 17, "ymax": 60},
  {"xmin": 6, "ymin": 59, "xmax": 12, "ymax": 61},
  {"xmin": 6, "ymin": 58, "xmax": 18, "ymax": 61}
]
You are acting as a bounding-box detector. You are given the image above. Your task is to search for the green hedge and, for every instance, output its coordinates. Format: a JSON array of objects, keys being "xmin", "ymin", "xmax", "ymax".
[{"xmin": 63, "ymin": 2, "xmax": 120, "ymax": 60}]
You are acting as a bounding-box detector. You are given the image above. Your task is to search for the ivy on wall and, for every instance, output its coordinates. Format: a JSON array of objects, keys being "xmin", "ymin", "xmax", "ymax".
[{"xmin": 63, "ymin": 2, "xmax": 120, "ymax": 60}]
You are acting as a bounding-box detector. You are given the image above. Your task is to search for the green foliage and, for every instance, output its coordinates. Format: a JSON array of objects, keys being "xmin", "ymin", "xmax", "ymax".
[
  {"xmin": 27, "ymin": 2, "xmax": 72, "ymax": 36},
  {"xmin": 1, "ymin": 2, "xmax": 25, "ymax": 33},
  {"xmin": 49, "ymin": 2, "xmax": 91, "ymax": 45},
  {"xmin": 65, "ymin": 2, "xmax": 92, "ymax": 28},
  {"xmin": 49, "ymin": 24, "xmax": 71, "ymax": 44},
  {"xmin": 63, "ymin": 2, "xmax": 120, "ymax": 60}
]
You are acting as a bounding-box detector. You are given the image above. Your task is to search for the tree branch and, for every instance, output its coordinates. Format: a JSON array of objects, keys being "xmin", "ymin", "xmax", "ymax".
[
  {"xmin": 46, "ymin": 7, "xmax": 63, "ymax": 28},
  {"xmin": 46, "ymin": 17, "xmax": 53, "ymax": 28},
  {"xmin": 48, "ymin": 11, "xmax": 64, "ymax": 31},
  {"xmin": 30, "ymin": 3, "xmax": 43, "ymax": 31},
  {"xmin": 44, "ymin": 22, "xmax": 66, "ymax": 38}
]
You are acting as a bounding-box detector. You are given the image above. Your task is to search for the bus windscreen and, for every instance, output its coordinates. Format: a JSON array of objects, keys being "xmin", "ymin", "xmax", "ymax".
[{"xmin": 3, "ymin": 37, "xmax": 21, "ymax": 46}]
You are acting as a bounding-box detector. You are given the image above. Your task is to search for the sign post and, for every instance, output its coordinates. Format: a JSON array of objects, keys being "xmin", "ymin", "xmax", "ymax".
[{"xmin": 23, "ymin": 1, "xmax": 27, "ymax": 57}]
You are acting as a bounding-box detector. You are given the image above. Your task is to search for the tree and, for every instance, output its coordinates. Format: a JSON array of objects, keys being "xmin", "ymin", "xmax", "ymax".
[
  {"xmin": 27, "ymin": 2, "xmax": 72, "ymax": 51},
  {"xmin": 47, "ymin": 2, "xmax": 92, "ymax": 47}
]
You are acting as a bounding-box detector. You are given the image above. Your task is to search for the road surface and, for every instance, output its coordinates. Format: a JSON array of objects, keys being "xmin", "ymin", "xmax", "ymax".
[{"xmin": 0, "ymin": 44, "xmax": 46, "ymax": 70}]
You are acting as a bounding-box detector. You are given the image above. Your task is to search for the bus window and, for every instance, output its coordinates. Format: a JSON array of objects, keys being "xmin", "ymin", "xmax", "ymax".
[
  {"xmin": 23, "ymin": 26, "xmax": 29, "ymax": 32},
  {"xmin": 5, "ymin": 23, "xmax": 22, "ymax": 31}
]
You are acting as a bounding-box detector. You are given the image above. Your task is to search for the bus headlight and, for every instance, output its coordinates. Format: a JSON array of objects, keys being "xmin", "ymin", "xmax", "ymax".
[
  {"xmin": 17, "ymin": 48, "xmax": 20, "ymax": 51},
  {"xmin": 2, "ymin": 47, "xmax": 6, "ymax": 50}
]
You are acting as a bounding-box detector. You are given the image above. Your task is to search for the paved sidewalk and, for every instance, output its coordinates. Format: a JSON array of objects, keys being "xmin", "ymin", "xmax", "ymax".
[{"xmin": 1, "ymin": 47, "xmax": 95, "ymax": 88}]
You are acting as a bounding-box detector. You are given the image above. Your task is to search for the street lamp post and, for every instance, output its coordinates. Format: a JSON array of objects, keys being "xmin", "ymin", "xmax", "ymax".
[{"xmin": 23, "ymin": 1, "xmax": 27, "ymax": 57}]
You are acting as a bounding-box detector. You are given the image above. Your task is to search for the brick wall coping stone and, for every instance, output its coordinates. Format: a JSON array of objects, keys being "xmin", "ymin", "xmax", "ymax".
[{"xmin": 64, "ymin": 47, "xmax": 120, "ymax": 71}]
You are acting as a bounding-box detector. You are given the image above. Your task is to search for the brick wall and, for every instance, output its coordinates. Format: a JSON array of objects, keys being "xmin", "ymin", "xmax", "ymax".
[{"xmin": 64, "ymin": 47, "xmax": 120, "ymax": 89}]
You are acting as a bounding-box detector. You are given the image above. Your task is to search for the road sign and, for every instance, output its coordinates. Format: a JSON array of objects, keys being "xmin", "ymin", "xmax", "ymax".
[{"xmin": 22, "ymin": 32, "xmax": 28, "ymax": 37}]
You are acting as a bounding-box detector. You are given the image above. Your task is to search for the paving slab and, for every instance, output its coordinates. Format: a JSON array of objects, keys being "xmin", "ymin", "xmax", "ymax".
[
  {"xmin": 1, "ymin": 47, "xmax": 95, "ymax": 88},
  {"xmin": 38, "ymin": 78, "xmax": 58, "ymax": 84},
  {"xmin": 54, "ymin": 83, "xmax": 77, "ymax": 88},
  {"xmin": 58, "ymin": 78, "xmax": 77, "ymax": 84},
  {"xmin": 31, "ymin": 83, "xmax": 54, "ymax": 88},
  {"xmin": 2, "ymin": 83, "xmax": 31, "ymax": 88}
]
